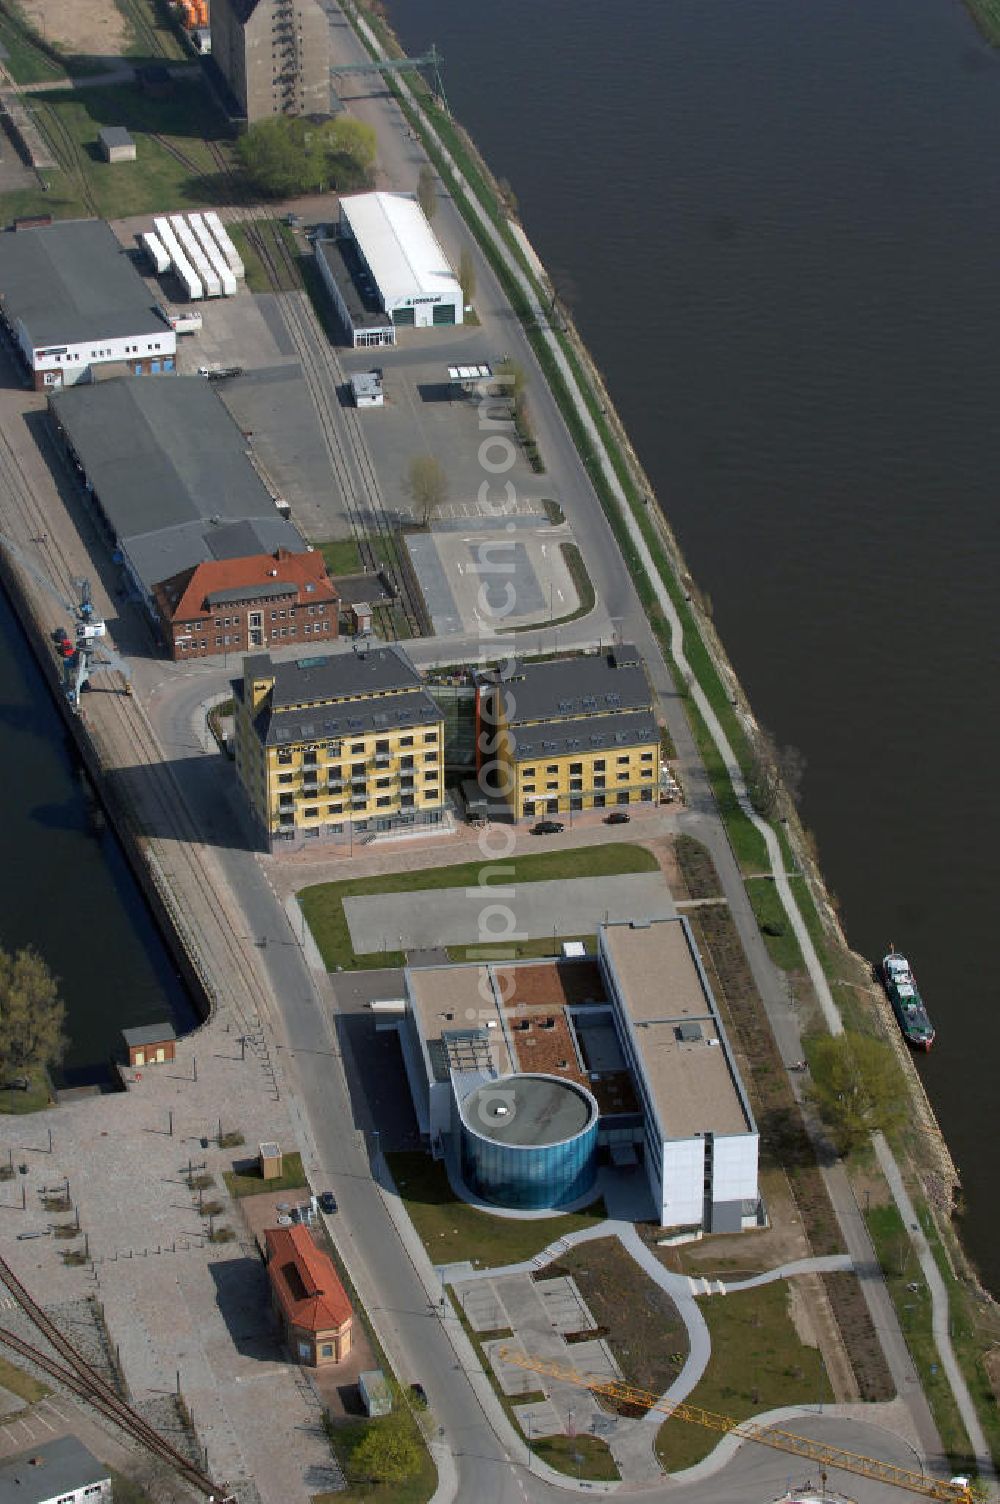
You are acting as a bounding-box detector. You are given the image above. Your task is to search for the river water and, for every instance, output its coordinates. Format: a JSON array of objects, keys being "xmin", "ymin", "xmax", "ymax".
[
  {"xmin": 387, "ymin": 0, "xmax": 1000, "ymax": 1290},
  {"xmin": 0, "ymin": 584, "xmax": 197, "ymax": 1089}
]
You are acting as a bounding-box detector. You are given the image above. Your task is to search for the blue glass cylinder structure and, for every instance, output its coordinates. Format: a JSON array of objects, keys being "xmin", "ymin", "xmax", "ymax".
[{"xmin": 459, "ymin": 1074, "xmax": 598, "ymax": 1210}]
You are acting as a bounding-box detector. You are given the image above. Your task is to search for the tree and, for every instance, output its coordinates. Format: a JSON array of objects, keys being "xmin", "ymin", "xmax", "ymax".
[
  {"xmin": 746, "ymin": 725, "xmax": 806, "ymax": 818},
  {"xmin": 350, "ymin": 1414, "xmax": 420, "ymax": 1486},
  {"xmin": 807, "ymin": 1032, "xmax": 906, "ymax": 1155},
  {"xmin": 236, "ymin": 116, "xmax": 377, "ymax": 198},
  {"xmin": 407, "ymin": 454, "xmax": 447, "ymax": 526},
  {"xmin": 458, "ymin": 245, "xmax": 476, "ymax": 309},
  {"xmin": 0, "ymin": 945, "xmax": 67, "ymax": 1084},
  {"xmin": 325, "ymin": 115, "xmax": 377, "ymax": 190},
  {"xmin": 496, "ymin": 356, "xmax": 527, "ymax": 413},
  {"xmin": 416, "ymin": 163, "xmax": 437, "ymax": 220}
]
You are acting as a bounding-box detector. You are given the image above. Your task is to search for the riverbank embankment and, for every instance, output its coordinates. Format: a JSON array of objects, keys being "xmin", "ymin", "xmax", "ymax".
[{"xmin": 346, "ymin": 0, "xmax": 999, "ymax": 1470}]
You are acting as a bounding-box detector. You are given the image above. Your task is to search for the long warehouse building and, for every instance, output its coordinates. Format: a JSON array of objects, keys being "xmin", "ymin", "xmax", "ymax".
[
  {"xmin": 49, "ymin": 376, "xmax": 309, "ymax": 635},
  {"xmin": 317, "ymin": 192, "xmax": 464, "ymax": 347},
  {"xmin": 0, "ymin": 218, "xmax": 175, "ymax": 389}
]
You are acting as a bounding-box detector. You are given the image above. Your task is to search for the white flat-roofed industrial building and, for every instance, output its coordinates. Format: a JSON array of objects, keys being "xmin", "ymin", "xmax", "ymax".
[
  {"xmin": 0, "ymin": 218, "xmax": 175, "ymax": 389},
  {"xmin": 599, "ymin": 917, "xmax": 759, "ymax": 1233},
  {"xmin": 317, "ymin": 192, "xmax": 463, "ymax": 347}
]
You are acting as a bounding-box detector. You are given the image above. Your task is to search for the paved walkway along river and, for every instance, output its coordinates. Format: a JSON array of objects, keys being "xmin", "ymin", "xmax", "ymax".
[{"xmin": 358, "ymin": 6, "xmax": 994, "ymax": 1483}]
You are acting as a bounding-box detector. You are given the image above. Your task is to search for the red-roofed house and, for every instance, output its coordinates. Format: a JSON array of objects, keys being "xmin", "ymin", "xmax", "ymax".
[
  {"xmin": 153, "ymin": 549, "xmax": 339, "ymax": 661},
  {"xmin": 264, "ymin": 1224, "xmax": 354, "ymax": 1367}
]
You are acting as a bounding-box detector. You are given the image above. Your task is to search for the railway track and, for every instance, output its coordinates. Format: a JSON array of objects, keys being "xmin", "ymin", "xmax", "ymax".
[
  {"xmin": 241, "ymin": 207, "xmax": 423, "ymax": 635},
  {"xmin": 0, "ymin": 1252, "xmax": 231, "ymax": 1501},
  {"xmin": 150, "ymin": 132, "xmax": 204, "ymax": 175},
  {"xmin": 29, "ymin": 97, "xmax": 101, "ymax": 217},
  {"xmin": 116, "ymin": 0, "xmax": 168, "ymax": 60},
  {"xmin": 0, "ymin": 391, "xmax": 283, "ymax": 1094}
]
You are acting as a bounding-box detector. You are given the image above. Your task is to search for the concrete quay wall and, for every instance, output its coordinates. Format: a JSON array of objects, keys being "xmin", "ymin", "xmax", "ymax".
[{"xmin": 0, "ymin": 548, "xmax": 213, "ymax": 1036}]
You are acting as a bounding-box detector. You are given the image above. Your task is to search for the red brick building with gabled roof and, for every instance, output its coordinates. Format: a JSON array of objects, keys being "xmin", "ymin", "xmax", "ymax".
[
  {"xmin": 153, "ymin": 549, "xmax": 338, "ymax": 661},
  {"xmin": 264, "ymin": 1223, "xmax": 353, "ymax": 1367}
]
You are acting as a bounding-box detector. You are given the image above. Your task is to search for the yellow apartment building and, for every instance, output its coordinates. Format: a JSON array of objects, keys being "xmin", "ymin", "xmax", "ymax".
[
  {"xmin": 475, "ymin": 646, "xmax": 660, "ymax": 820},
  {"xmin": 234, "ymin": 645, "xmax": 445, "ymax": 850}
]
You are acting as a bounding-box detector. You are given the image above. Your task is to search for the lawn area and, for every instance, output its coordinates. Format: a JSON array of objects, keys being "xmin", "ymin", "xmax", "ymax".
[
  {"xmin": 533, "ymin": 1434, "xmax": 618, "ymax": 1481},
  {"xmin": 448, "ymin": 933, "xmax": 595, "ymax": 962},
  {"xmin": 227, "ymin": 219, "xmax": 298, "ymax": 293},
  {"xmin": 117, "ymin": 0, "xmax": 187, "ymax": 61},
  {"xmin": 745, "ymin": 876, "xmax": 805, "ymax": 972},
  {"xmin": 0, "ymin": 1356, "xmax": 49, "ymax": 1404},
  {"xmin": 387, "ymin": 1151, "xmax": 606, "ymax": 1268},
  {"xmin": 0, "ymin": 10, "xmax": 63, "ymax": 83},
  {"xmin": 321, "ymin": 1413, "xmax": 436, "ymax": 1504},
  {"xmin": 558, "ymin": 1237, "xmax": 689, "ymax": 1399},
  {"xmin": 318, "ymin": 538, "xmax": 363, "ymax": 576},
  {"xmin": 0, "ymin": 1067, "xmax": 52, "ymax": 1115},
  {"xmin": 865, "ymin": 1202, "xmax": 987, "ymax": 1471},
  {"xmin": 655, "ymin": 1281, "xmax": 832, "ymax": 1471},
  {"xmin": 223, "ymin": 1150, "xmax": 307, "ymax": 1200},
  {"xmin": 298, "ymin": 842, "xmax": 658, "ymax": 971},
  {"xmin": 3, "ymin": 80, "xmax": 235, "ymax": 223},
  {"xmin": 108, "ymin": 1472, "xmax": 158, "ymax": 1504},
  {"xmin": 226, "ymin": 224, "xmax": 269, "ymax": 294}
]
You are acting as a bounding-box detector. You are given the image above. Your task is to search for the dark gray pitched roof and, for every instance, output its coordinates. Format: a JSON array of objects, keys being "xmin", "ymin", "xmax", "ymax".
[
  {"xmin": 497, "ymin": 648, "xmax": 652, "ymax": 727},
  {"xmin": 265, "ymin": 644, "xmax": 423, "ymax": 709},
  {"xmin": 239, "ymin": 646, "xmax": 437, "ymax": 746},
  {"xmin": 511, "ymin": 709, "xmax": 658, "ymax": 762},
  {"xmin": 266, "ymin": 687, "xmax": 440, "ymax": 745},
  {"xmin": 0, "ymin": 219, "xmax": 161, "ymax": 347},
  {"xmin": 99, "ymin": 125, "xmax": 133, "ymax": 147},
  {"xmin": 122, "ymin": 1022, "xmax": 177, "ymax": 1046},
  {"xmin": 0, "ymin": 1438, "xmax": 108, "ymax": 1504},
  {"xmin": 50, "ymin": 378, "xmax": 306, "ymax": 596}
]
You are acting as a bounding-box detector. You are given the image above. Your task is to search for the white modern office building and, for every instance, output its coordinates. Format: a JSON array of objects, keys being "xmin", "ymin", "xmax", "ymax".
[
  {"xmin": 397, "ymin": 918, "xmax": 760, "ymax": 1232},
  {"xmin": 599, "ymin": 917, "xmax": 759, "ymax": 1233}
]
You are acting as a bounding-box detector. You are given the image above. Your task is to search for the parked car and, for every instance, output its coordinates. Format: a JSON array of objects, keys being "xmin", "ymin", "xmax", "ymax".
[
  {"xmin": 604, "ymin": 810, "xmax": 631, "ymax": 825},
  {"xmin": 531, "ymin": 819, "xmax": 565, "ymax": 835},
  {"xmin": 318, "ymin": 1191, "xmax": 337, "ymax": 1214}
]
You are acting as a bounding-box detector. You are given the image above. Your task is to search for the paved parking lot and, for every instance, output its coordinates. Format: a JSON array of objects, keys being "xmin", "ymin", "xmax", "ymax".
[
  {"xmin": 406, "ymin": 517, "xmax": 583, "ymax": 635},
  {"xmin": 0, "ymin": 1009, "xmax": 340, "ymax": 1504},
  {"xmin": 340, "ymin": 340, "xmax": 554, "ymax": 522},
  {"xmin": 343, "ymin": 871, "xmax": 675, "ymax": 954}
]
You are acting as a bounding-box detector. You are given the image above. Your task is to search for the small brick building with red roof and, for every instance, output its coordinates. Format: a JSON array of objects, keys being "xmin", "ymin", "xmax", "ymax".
[
  {"xmin": 153, "ymin": 549, "xmax": 338, "ymax": 661},
  {"xmin": 264, "ymin": 1223, "xmax": 353, "ymax": 1367}
]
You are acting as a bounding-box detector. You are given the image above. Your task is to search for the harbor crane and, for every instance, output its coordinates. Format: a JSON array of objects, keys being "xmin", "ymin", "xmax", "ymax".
[
  {"xmin": 498, "ymin": 1349, "xmax": 974, "ymax": 1502},
  {"xmin": 0, "ymin": 533, "xmax": 132, "ymax": 707}
]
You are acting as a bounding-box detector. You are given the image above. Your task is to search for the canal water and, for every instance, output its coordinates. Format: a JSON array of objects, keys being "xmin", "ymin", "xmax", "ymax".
[
  {"xmin": 0, "ymin": 584, "xmax": 197, "ymax": 1089},
  {"xmin": 387, "ymin": 0, "xmax": 1000, "ymax": 1290}
]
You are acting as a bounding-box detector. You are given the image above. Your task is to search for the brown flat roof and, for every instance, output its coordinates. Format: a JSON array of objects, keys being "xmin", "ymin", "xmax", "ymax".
[
  {"xmin": 601, "ymin": 919, "xmax": 751, "ymax": 1139},
  {"xmin": 407, "ymin": 959, "xmax": 639, "ymax": 1114}
]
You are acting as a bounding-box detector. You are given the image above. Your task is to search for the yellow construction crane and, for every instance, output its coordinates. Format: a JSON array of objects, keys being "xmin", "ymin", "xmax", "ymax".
[{"xmin": 498, "ymin": 1349, "xmax": 972, "ymax": 1502}]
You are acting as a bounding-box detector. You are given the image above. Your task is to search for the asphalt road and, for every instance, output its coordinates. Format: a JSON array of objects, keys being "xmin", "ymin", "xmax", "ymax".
[{"xmin": 124, "ymin": 7, "xmax": 949, "ymax": 1496}]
